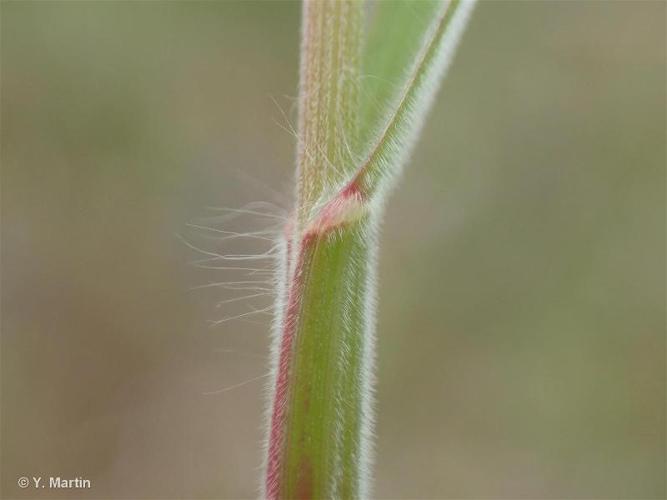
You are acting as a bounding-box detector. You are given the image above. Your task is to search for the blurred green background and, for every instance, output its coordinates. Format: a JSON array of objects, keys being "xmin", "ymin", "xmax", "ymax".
[{"xmin": 2, "ymin": 1, "xmax": 664, "ymax": 499}]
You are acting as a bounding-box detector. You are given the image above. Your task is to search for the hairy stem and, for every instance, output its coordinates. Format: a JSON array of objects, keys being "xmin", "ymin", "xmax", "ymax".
[
  {"xmin": 265, "ymin": 2, "xmax": 368, "ymax": 498},
  {"xmin": 295, "ymin": 0, "xmax": 362, "ymax": 225},
  {"xmin": 263, "ymin": 1, "xmax": 476, "ymax": 498}
]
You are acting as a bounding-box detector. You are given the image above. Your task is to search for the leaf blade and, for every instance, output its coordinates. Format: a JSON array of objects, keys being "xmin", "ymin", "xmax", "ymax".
[
  {"xmin": 359, "ymin": 0, "xmax": 442, "ymax": 146},
  {"xmin": 354, "ymin": 0, "xmax": 477, "ymax": 200}
]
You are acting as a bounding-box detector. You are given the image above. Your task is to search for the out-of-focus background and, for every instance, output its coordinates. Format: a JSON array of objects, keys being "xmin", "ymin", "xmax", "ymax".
[{"xmin": 2, "ymin": 1, "xmax": 664, "ymax": 499}]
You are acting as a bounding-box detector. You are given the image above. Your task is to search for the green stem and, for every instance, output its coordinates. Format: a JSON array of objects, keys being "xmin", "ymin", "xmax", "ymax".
[
  {"xmin": 295, "ymin": 0, "xmax": 362, "ymax": 225},
  {"xmin": 265, "ymin": 2, "xmax": 368, "ymax": 498},
  {"xmin": 263, "ymin": 1, "xmax": 476, "ymax": 498}
]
